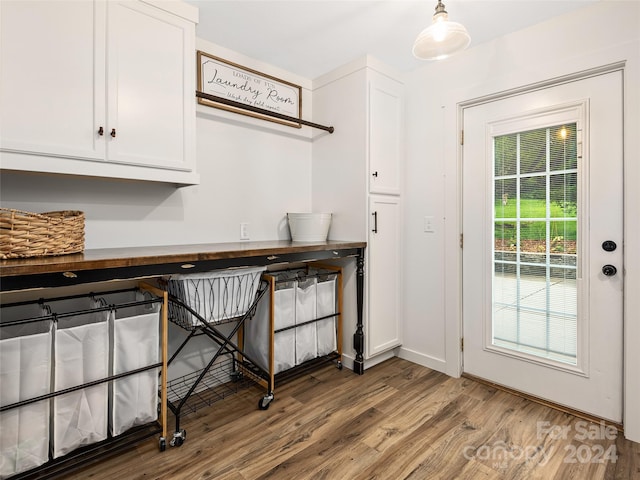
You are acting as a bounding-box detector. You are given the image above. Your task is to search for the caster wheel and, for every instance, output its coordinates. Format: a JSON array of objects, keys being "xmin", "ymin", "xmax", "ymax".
[
  {"xmin": 258, "ymin": 394, "xmax": 274, "ymax": 410},
  {"xmin": 337, "ymin": 361, "xmax": 343, "ymax": 370},
  {"xmin": 230, "ymin": 371, "xmax": 243, "ymax": 382},
  {"xmin": 159, "ymin": 437, "xmax": 166, "ymax": 452},
  {"xmin": 169, "ymin": 429, "xmax": 186, "ymax": 447}
]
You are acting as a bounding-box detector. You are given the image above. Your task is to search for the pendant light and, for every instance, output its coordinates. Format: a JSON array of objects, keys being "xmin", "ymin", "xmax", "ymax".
[{"xmin": 413, "ymin": 0, "xmax": 471, "ymax": 60}]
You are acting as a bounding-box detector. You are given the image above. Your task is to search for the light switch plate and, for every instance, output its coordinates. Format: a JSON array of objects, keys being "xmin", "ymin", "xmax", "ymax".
[{"xmin": 424, "ymin": 216, "xmax": 435, "ymax": 233}]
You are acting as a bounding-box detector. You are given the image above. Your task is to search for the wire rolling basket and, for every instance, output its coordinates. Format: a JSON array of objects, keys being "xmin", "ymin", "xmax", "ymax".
[
  {"xmin": 162, "ymin": 266, "xmax": 274, "ymax": 444},
  {"xmin": 165, "ymin": 266, "xmax": 267, "ymax": 330}
]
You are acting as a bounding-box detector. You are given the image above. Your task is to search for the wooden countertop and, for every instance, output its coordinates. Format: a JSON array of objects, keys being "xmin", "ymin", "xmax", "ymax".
[{"xmin": 0, "ymin": 240, "xmax": 366, "ymax": 291}]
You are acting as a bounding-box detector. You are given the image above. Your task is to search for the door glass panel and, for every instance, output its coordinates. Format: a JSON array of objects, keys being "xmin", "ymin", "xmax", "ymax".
[
  {"xmin": 492, "ymin": 123, "xmax": 578, "ymax": 365},
  {"xmin": 494, "ymin": 135, "xmax": 517, "ymax": 176},
  {"xmin": 520, "ymin": 176, "xmax": 546, "ymax": 218}
]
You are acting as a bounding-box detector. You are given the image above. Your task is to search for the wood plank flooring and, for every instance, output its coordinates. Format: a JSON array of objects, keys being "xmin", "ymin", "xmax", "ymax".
[{"xmin": 64, "ymin": 357, "xmax": 640, "ymax": 480}]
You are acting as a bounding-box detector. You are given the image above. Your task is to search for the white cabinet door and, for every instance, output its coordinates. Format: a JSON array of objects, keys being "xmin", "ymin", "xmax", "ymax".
[
  {"xmin": 0, "ymin": 0, "xmax": 198, "ymax": 184},
  {"xmin": 367, "ymin": 195, "xmax": 402, "ymax": 356},
  {"xmin": 368, "ymin": 72, "xmax": 403, "ymax": 196},
  {"xmin": 0, "ymin": 0, "xmax": 106, "ymax": 161},
  {"xmin": 106, "ymin": 1, "xmax": 195, "ymax": 172}
]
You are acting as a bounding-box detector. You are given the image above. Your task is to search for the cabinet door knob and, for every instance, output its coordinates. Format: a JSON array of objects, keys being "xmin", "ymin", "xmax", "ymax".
[
  {"xmin": 98, "ymin": 126, "xmax": 104, "ymax": 136},
  {"xmin": 372, "ymin": 171, "xmax": 378, "ymax": 177},
  {"xmin": 110, "ymin": 128, "xmax": 116, "ymax": 138}
]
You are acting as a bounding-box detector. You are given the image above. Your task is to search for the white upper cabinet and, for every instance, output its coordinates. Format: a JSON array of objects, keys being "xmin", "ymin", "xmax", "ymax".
[
  {"xmin": 0, "ymin": 1, "xmax": 106, "ymax": 161},
  {"xmin": 368, "ymin": 72, "xmax": 403, "ymax": 195},
  {"xmin": 106, "ymin": 1, "xmax": 195, "ymax": 171},
  {"xmin": 0, "ymin": 0, "xmax": 199, "ymax": 185}
]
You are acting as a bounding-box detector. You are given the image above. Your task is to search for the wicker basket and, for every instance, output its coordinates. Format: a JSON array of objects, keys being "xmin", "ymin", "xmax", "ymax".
[{"xmin": 0, "ymin": 209, "xmax": 85, "ymax": 259}]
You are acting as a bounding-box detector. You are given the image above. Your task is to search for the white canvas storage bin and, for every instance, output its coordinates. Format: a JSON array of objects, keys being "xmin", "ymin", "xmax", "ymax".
[
  {"xmin": 272, "ymin": 276, "xmax": 296, "ymax": 372},
  {"xmin": 0, "ymin": 303, "xmax": 52, "ymax": 479},
  {"xmin": 314, "ymin": 271, "xmax": 338, "ymax": 357},
  {"xmin": 244, "ymin": 272, "xmax": 296, "ymax": 374},
  {"xmin": 46, "ymin": 297, "xmax": 109, "ymax": 459},
  {"xmin": 167, "ymin": 266, "xmax": 267, "ymax": 329},
  {"xmin": 295, "ymin": 276, "xmax": 318, "ymax": 365},
  {"xmin": 97, "ymin": 290, "xmax": 161, "ymax": 437}
]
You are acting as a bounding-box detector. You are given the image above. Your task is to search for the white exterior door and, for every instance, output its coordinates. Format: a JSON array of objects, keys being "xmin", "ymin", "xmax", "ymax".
[{"xmin": 462, "ymin": 71, "xmax": 623, "ymax": 422}]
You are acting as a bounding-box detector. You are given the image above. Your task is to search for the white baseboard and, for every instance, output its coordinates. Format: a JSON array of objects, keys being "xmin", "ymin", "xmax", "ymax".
[
  {"xmin": 341, "ymin": 349, "xmax": 397, "ymax": 372},
  {"xmin": 397, "ymin": 347, "xmax": 451, "ymax": 376}
]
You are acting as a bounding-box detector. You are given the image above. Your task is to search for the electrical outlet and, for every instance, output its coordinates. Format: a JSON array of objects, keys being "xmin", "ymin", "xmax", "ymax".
[
  {"xmin": 240, "ymin": 222, "xmax": 249, "ymax": 240},
  {"xmin": 424, "ymin": 216, "xmax": 435, "ymax": 233}
]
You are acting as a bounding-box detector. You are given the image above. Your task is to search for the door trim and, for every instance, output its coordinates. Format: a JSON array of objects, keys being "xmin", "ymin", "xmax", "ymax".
[
  {"xmin": 458, "ymin": 61, "xmax": 625, "ymax": 109},
  {"xmin": 481, "ymin": 101, "xmax": 590, "ymax": 377}
]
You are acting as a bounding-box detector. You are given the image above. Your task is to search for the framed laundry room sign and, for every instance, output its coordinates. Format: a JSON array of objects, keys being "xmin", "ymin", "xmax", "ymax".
[{"xmin": 197, "ymin": 50, "xmax": 302, "ymax": 128}]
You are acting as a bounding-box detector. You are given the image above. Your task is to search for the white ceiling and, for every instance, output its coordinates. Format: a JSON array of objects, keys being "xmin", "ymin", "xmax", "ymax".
[{"xmin": 186, "ymin": 0, "xmax": 599, "ymax": 80}]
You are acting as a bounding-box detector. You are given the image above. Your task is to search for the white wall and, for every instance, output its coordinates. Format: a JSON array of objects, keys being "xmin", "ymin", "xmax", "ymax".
[
  {"xmin": 0, "ymin": 38, "xmax": 314, "ymax": 248},
  {"xmin": 400, "ymin": 0, "xmax": 640, "ymax": 441}
]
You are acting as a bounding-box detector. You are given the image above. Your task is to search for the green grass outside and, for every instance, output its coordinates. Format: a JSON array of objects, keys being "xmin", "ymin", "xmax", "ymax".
[
  {"xmin": 495, "ymin": 199, "xmax": 577, "ymax": 242},
  {"xmin": 495, "ymin": 198, "xmax": 572, "ymax": 218}
]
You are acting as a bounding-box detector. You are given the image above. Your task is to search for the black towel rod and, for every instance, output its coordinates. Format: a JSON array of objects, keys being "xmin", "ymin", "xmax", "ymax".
[{"xmin": 196, "ymin": 90, "xmax": 334, "ymax": 134}]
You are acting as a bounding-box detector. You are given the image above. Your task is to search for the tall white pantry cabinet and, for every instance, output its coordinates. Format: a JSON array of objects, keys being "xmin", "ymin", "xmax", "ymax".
[
  {"xmin": 312, "ymin": 57, "xmax": 403, "ymax": 367},
  {"xmin": 0, "ymin": 0, "xmax": 199, "ymax": 185}
]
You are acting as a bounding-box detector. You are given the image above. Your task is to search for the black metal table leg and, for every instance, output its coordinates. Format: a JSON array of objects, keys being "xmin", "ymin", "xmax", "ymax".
[{"xmin": 353, "ymin": 248, "xmax": 365, "ymax": 374}]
